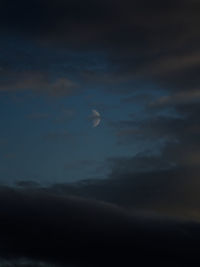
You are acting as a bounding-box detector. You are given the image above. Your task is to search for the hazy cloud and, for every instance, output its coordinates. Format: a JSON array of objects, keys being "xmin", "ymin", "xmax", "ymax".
[
  {"xmin": 0, "ymin": 71, "xmax": 78, "ymax": 96},
  {"xmin": 151, "ymin": 90, "xmax": 200, "ymax": 107}
]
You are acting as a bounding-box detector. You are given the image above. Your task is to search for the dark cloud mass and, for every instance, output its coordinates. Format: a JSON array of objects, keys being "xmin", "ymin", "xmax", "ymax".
[
  {"xmin": 1, "ymin": 0, "xmax": 200, "ymax": 92},
  {"xmin": 1, "ymin": 187, "xmax": 200, "ymax": 267}
]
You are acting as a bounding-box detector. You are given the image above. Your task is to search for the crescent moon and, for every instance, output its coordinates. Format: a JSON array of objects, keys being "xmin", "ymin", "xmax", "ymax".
[
  {"xmin": 93, "ymin": 117, "xmax": 101, "ymax": 127},
  {"xmin": 91, "ymin": 109, "xmax": 101, "ymax": 127}
]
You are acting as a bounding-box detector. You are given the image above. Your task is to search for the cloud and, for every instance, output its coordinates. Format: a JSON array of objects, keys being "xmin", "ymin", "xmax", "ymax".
[
  {"xmin": 0, "ymin": 187, "xmax": 200, "ymax": 266},
  {"xmin": 110, "ymin": 116, "xmax": 179, "ymax": 147},
  {"xmin": 60, "ymin": 101, "xmax": 200, "ymax": 219},
  {"xmin": 107, "ymin": 154, "xmax": 174, "ymax": 174},
  {"xmin": 151, "ymin": 90, "xmax": 200, "ymax": 107},
  {"xmin": 15, "ymin": 180, "xmax": 40, "ymax": 188},
  {"xmin": 0, "ymin": 71, "xmax": 78, "ymax": 96},
  {"xmin": 0, "ymin": 0, "xmax": 200, "ymax": 95},
  {"xmin": 108, "ymin": 90, "xmax": 200, "ymax": 168},
  {"xmin": 48, "ymin": 164, "xmax": 200, "ymax": 221},
  {"xmin": 0, "ymin": 258, "xmax": 57, "ymax": 267},
  {"xmin": 136, "ymin": 52, "xmax": 200, "ymax": 78}
]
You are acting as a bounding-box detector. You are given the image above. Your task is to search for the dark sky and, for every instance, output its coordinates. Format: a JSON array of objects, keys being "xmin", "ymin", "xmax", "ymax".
[{"xmin": 0, "ymin": 0, "xmax": 200, "ymax": 266}]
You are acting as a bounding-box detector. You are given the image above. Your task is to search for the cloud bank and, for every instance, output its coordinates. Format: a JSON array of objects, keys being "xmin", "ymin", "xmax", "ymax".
[{"xmin": 0, "ymin": 187, "xmax": 200, "ymax": 266}]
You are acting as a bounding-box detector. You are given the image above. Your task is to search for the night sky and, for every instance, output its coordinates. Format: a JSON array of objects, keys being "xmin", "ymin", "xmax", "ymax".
[{"xmin": 0, "ymin": 0, "xmax": 200, "ymax": 266}]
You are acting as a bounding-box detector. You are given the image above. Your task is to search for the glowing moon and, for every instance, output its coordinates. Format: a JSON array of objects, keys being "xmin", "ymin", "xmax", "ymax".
[
  {"xmin": 92, "ymin": 109, "xmax": 101, "ymax": 127},
  {"xmin": 93, "ymin": 117, "xmax": 101, "ymax": 127}
]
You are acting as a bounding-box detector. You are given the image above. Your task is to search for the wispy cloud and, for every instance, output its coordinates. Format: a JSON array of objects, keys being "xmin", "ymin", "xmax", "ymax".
[{"xmin": 0, "ymin": 71, "xmax": 78, "ymax": 96}]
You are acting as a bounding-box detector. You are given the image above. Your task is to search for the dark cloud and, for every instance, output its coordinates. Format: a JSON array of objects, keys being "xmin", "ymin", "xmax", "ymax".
[
  {"xmin": 46, "ymin": 101, "xmax": 200, "ymax": 220},
  {"xmin": 150, "ymin": 89, "xmax": 200, "ymax": 107},
  {"xmin": 107, "ymin": 154, "xmax": 174, "ymax": 174},
  {"xmin": 15, "ymin": 180, "xmax": 40, "ymax": 188},
  {"xmin": 72, "ymin": 106, "xmax": 199, "ymax": 220},
  {"xmin": 48, "ymin": 165, "xmax": 200, "ymax": 221},
  {"xmin": 0, "ymin": 258, "xmax": 57, "ymax": 267},
  {"xmin": 0, "ymin": 70, "xmax": 78, "ymax": 96},
  {"xmin": 109, "ymin": 89, "xmax": 200, "ymax": 166},
  {"xmin": 1, "ymin": 187, "xmax": 200, "ymax": 266},
  {"xmin": 0, "ymin": 0, "xmax": 199, "ymax": 94}
]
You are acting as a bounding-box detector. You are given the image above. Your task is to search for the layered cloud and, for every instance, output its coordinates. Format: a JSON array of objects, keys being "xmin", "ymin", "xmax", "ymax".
[
  {"xmin": 151, "ymin": 89, "xmax": 200, "ymax": 107},
  {"xmin": 0, "ymin": 0, "xmax": 199, "ymax": 89},
  {"xmin": 0, "ymin": 71, "xmax": 78, "ymax": 96}
]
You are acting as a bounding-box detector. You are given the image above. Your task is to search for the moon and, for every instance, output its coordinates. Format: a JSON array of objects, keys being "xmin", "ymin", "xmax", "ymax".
[
  {"xmin": 93, "ymin": 117, "xmax": 101, "ymax": 127},
  {"xmin": 91, "ymin": 109, "xmax": 101, "ymax": 127}
]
